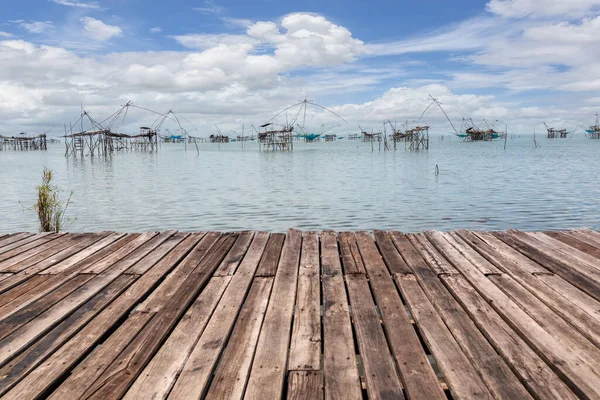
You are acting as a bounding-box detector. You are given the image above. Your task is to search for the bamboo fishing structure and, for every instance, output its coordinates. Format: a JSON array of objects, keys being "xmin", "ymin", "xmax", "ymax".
[
  {"xmin": 257, "ymin": 99, "xmax": 347, "ymax": 151},
  {"xmin": 585, "ymin": 114, "xmax": 600, "ymax": 139},
  {"xmin": 387, "ymin": 121, "xmax": 430, "ymax": 150},
  {"xmin": 544, "ymin": 123, "xmax": 568, "ymax": 139},
  {"xmin": 0, "ymin": 133, "xmax": 47, "ymax": 151},
  {"xmin": 63, "ymin": 102, "xmax": 193, "ymax": 157},
  {"xmin": 257, "ymin": 123, "xmax": 294, "ymax": 151},
  {"xmin": 361, "ymin": 131, "xmax": 382, "ymax": 142}
]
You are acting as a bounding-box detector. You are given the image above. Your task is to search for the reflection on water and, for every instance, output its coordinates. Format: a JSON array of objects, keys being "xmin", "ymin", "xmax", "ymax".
[{"xmin": 1, "ymin": 136, "xmax": 599, "ymax": 233}]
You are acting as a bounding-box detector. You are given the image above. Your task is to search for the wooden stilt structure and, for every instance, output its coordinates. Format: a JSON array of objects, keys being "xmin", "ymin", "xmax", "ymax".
[{"xmin": 0, "ymin": 133, "xmax": 47, "ymax": 151}]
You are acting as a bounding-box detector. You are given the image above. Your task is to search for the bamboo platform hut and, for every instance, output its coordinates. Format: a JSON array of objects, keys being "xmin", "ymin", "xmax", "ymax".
[
  {"xmin": 64, "ymin": 127, "xmax": 158, "ymax": 157},
  {"xmin": 347, "ymin": 133, "xmax": 360, "ymax": 140},
  {"xmin": 404, "ymin": 125, "xmax": 430, "ymax": 150},
  {"xmin": 209, "ymin": 134, "xmax": 230, "ymax": 143},
  {"xmin": 388, "ymin": 122, "xmax": 430, "ymax": 150},
  {"xmin": 0, "ymin": 133, "xmax": 47, "ymax": 151},
  {"xmin": 585, "ymin": 114, "xmax": 600, "ymax": 139},
  {"xmin": 260, "ymin": 99, "xmax": 346, "ymax": 151},
  {"xmin": 257, "ymin": 123, "xmax": 294, "ymax": 151},
  {"xmin": 362, "ymin": 131, "xmax": 382, "ymax": 142},
  {"xmin": 62, "ymin": 103, "xmax": 185, "ymax": 157},
  {"xmin": 545, "ymin": 123, "xmax": 568, "ymax": 138},
  {"xmin": 324, "ymin": 134, "xmax": 337, "ymax": 142},
  {"xmin": 455, "ymin": 119, "xmax": 501, "ymax": 142},
  {"xmin": 586, "ymin": 126, "xmax": 600, "ymax": 139},
  {"xmin": 462, "ymin": 127, "xmax": 499, "ymax": 141}
]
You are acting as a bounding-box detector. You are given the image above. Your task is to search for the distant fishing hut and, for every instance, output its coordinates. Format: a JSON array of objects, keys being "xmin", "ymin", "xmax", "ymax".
[
  {"xmin": 586, "ymin": 114, "xmax": 600, "ymax": 139},
  {"xmin": 545, "ymin": 123, "xmax": 568, "ymax": 138},
  {"xmin": 0, "ymin": 133, "xmax": 47, "ymax": 151},
  {"xmin": 257, "ymin": 123, "xmax": 294, "ymax": 151},
  {"xmin": 209, "ymin": 134, "xmax": 230, "ymax": 143}
]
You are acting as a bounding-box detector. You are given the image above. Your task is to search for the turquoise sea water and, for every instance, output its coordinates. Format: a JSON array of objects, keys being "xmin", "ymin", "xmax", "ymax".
[{"xmin": 1, "ymin": 135, "xmax": 598, "ymax": 233}]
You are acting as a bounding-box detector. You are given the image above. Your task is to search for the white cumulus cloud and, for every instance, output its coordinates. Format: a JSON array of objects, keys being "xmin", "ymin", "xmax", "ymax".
[
  {"xmin": 81, "ymin": 17, "xmax": 122, "ymax": 41},
  {"xmin": 20, "ymin": 21, "xmax": 54, "ymax": 34},
  {"xmin": 486, "ymin": 0, "xmax": 600, "ymax": 18},
  {"xmin": 50, "ymin": 0, "xmax": 102, "ymax": 10}
]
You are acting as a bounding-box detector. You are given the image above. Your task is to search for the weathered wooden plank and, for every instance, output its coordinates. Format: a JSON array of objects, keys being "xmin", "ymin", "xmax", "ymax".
[
  {"xmin": 39, "ymin": 232, "xmax": 129, "ymax": 275},
  {"xmin": 47, "ymin": 310, "xmax": 156, "ymax": 399},
  {"xmin": 338, "ymin": 231, "xmax": 366, "ymax": 274},
  {"xmin": 406, "ymin": 233, "xmax": 457, "ymax": 275},
  {"xmin": 535, "ymin": 273, "xmax": 600, "ymax": 323},
  {"xmin": 124, "ymin": 276, "xmax": 230, "ymax": 400},
  {"xmin": 136, "ymin": 232, "xmax": 219, "ymax": 313},
  {"xmin": 456, "ymin": 230, "xmax": 600, "ymax": 346},
  {"xmin": 425, "ymin": 231, "xmax": 502, "ymax": 275},
  {"xmin": 0, "ymin": 275, "xmax": 135, "ymax": 396},
  {"xmin": 244, "ymin": 229, "xmax": 302, "ymax": 400},
  {"xmin": 440, "ymin": 273, "xmax": 578, "ymax": 400},
  {"xmin": 1, "ymin": 233, "xmax": 100, "ymax": 273},
  {"xmin": 0, "ymin": 233, "xmax": 73, "ymax": 272},
  {"xmin": 71, "ymin": 232, "xmax": 155, "ymax": 275},
  {"xmin": 0, "ymin": 274, "xmax": 94, "ymax": 340},
  {"xmin": 320, "ymin": 231, "xmax": 361, "ymax": 400},
  {"xmin": 321, "ymin": 230, "xmax": 341, "ymax": 277},
  {"xmin": 393, "ymin": 273, "xmax": 493, "ymax": 400},
  {"xmin": 545, "ymin": 231, "xmax": 600, "ymax": 259},
  {"xmin": 82, "ymin": 231, "xmax": 171, "ymax": 274},
  {"xmin": 489, "ymin": 272, "xmax": 600, "ymax": 352},
  {"xmin": 530, "ymin": 231, "xmax": 600, "ymax": 273},
  {"xmin": 0, "ymin": 233, "xmax": 33, "ymax": 249},
  {"xmin": 255, "ymin": 233, "xmax": 284, "ymax": 277},
  {"xmin": 0, "ymin": 233, "xmax": 42, "ymax": 255},
  {"xmin": 0, "ymin": 273, "xmax": 12, "ymax": 283},
  {"xmin": 474, "ymin": 230, "xmax": 600, "ymax": 314},
  {"xmin": 364, "ymin": 231, "xmax": 446, "ymax": 400},
  {"xmin": 373, "ymin": 230, "xmax": 412, "ymax": 274},
  {"xmin": 64, "ymin": 234, "xmax": 238, "ymax": 400},
  {"xmin": 428, "ymin": 231, "xmax": 600, "ymax": 399},
  {"xmin": 78, "ymin": 276, "xmax": 230, "ymax": 400},
  {"xmin": 517, "ymin": 231, "xmax": 600, "ymax": 277},
  {"xmin": 467, "ymin": 231, "xmax": 549, "ymax": 274},
  {"xmin": 345, "ymin": 273, "xmax": 405, "ymax": 400},
  {"xmin": 494, "ymin": 231, "xmax": 600, "ymax": 301},
  {"xmin": 214, "ymin": 231, "xmax": 255, "ymax": 276},
  {"xmin": 0, "ymin": 233, "xmax": 129, "ymax": 319},
  {"xmin": 289, "ymin": 231, "xmax": 321, "ymax": 371},
  {"xmin": 1, "ymin": 233, "xmax": 204, "ymax": 400},
  {"xmin": 205, "ymin": 277, "xmax": 274, "ymax": 400},
  {"xmin": 287, "ymin": 371, "xmax": 323, "ymax": 400},
  {"xmin": 390, "ymin": 232, "xmax": 499, "ymax": 400},
  {"xmin": 125, "ymin": 231, "xmax": 188, "ymax": 275},
  {"xmin": 0, "ymin": 235, "xmax": 116, "ymax": 319},
  {"xmin": 445, "ymin": 232, "xmax": 503, "ymax": 275},
  {"xmin": 0, "ymin": 232, "xmax": 179, "ymax": 367},
  {"xmin": 7, "ymin": 232, "xmax": 110, "ymax": 275},
  {"xmin": 0, "ymin": 233, "xmax": 65, "ymax": 264},
  {"xmin": 129, "ymin": 232, "xmax": 268, "ymax": 400},
  {"xmin": 569, "ymin": 229, "xmax": 600, "ymax": 249},
  {"xmin": 0, "ymin": 275, "xmax": 48, "ymax": 310}
]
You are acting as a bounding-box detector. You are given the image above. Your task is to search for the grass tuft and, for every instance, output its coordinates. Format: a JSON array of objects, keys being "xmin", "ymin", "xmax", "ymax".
[{"xmin": 24, "ymin": 168, "xmax": 75, "ymax": 233}]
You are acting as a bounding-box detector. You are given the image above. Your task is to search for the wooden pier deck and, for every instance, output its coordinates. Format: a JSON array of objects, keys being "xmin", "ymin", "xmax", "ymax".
[{"xmin": 0, "ymin": 229, "xmax": 599, "ymax": 399}]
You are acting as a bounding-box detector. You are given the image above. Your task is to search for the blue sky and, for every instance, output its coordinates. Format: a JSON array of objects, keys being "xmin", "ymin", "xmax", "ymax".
[{"xmin": 1, "ymin": 0, "xmax": 600, "ymax": 135}]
